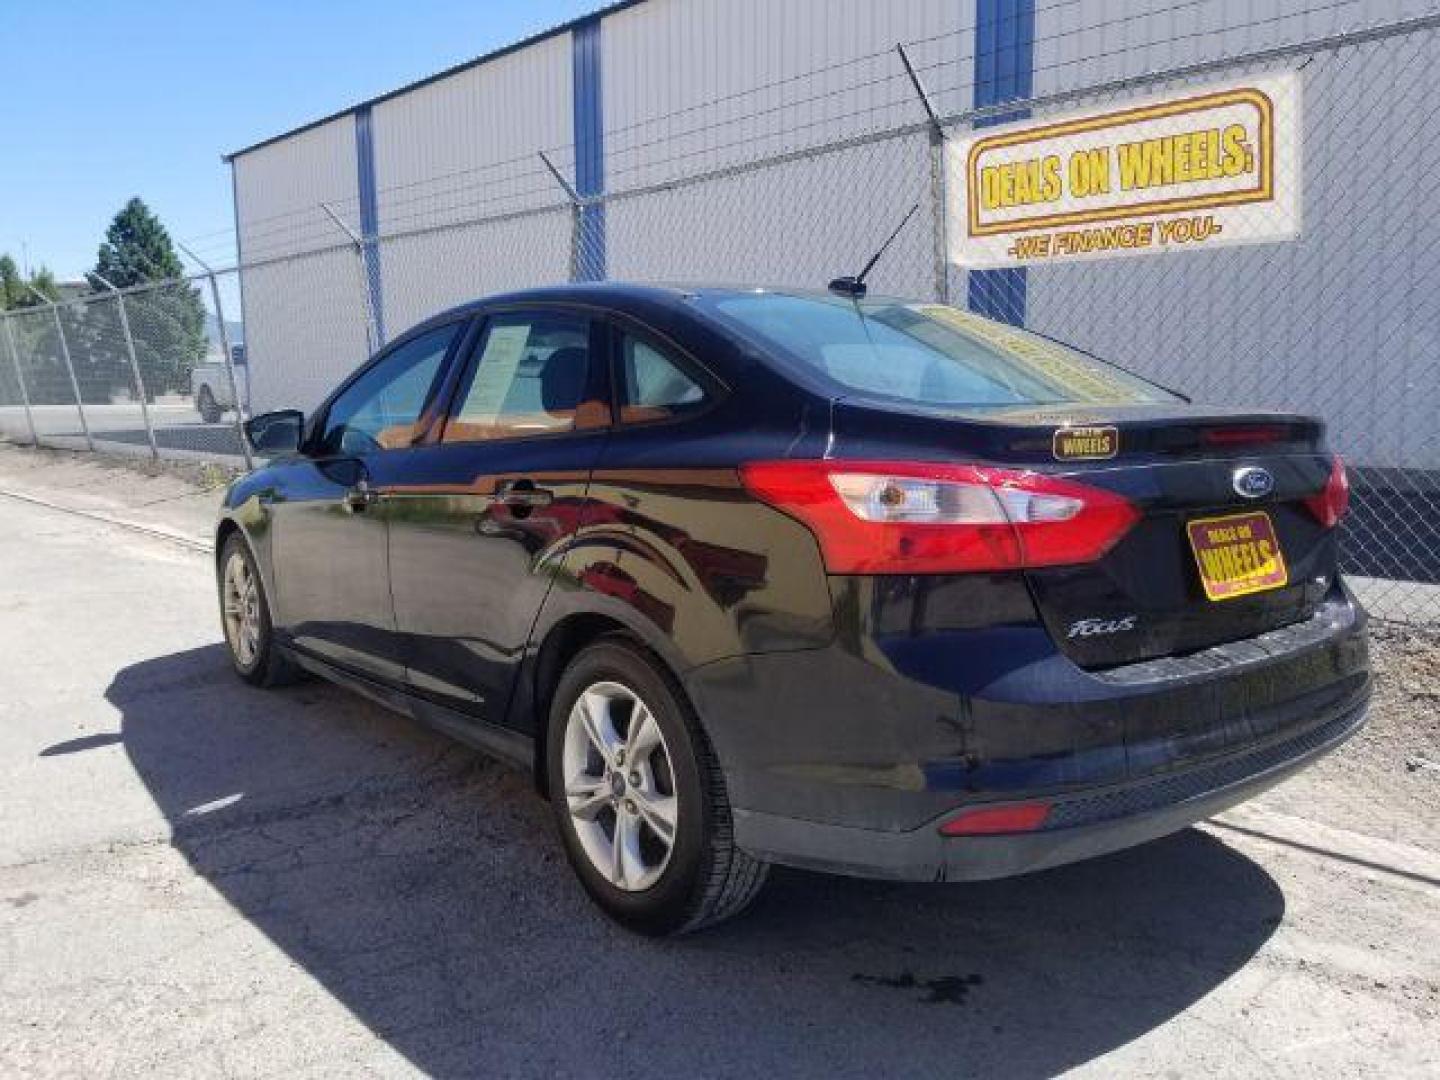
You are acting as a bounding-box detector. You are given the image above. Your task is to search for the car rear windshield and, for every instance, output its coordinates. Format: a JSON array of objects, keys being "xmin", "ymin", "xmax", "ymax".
[{"xmin": 707, "ymin": 293, "xmax": 1180, "ymax": 407}]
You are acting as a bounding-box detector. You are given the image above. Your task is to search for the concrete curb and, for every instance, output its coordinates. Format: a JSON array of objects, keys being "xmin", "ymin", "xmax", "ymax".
[{"xmin": 0, "ymin": 488, "xmax": 212, "ymax": 554}]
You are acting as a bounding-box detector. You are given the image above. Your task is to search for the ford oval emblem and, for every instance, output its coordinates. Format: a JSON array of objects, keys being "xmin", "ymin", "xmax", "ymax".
[{"xmin": 1232, "ymin": 466, "xmax": 1275, "ymax": 500}]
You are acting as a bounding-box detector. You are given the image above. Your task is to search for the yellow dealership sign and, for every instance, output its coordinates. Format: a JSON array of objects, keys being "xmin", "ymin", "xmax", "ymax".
[{"xmin": 945, "ymin": 73, "xmax": 1300, "ymax": 268}]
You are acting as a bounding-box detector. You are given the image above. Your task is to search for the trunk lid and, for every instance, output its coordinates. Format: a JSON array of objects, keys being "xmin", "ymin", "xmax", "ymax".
[{"xmin": 829, "ymin": 400, "xmax": 1338, "ymax": 668}]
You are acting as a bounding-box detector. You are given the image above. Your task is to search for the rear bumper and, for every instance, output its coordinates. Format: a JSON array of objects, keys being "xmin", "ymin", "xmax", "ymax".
[
  {"xmin": 686, "ymin": 581, "xmax": 1371, "ymax": 880},
  {"xmin": 732, "ymin": 697, "xmax": 1367, "ymax": 881}
]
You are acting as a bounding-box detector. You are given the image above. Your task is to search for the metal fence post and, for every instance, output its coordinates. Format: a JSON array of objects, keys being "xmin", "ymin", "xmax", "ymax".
[
  {"xmin": 22, "ymin": 282, "xmax": 91, "ymax": 450},
  {"xmin": 321, "ymin": 202, "xmax": 381, "ymax": 356},
  {"xmin": 206, "ymin": 275, "xmax": 253, "ymax": 469},
  {"xmin": 177, "ymin": 241, "xmax": 255, "ymax": 470},
  {"xmin": 538, "ymin": 151, "xmax": 583, "ymax": 283},
  {"xmin": 87, "ymin": 272, "xmax": 159, "ymax": 461},
  {"xmin": 897, "ymin": 43, "xmax": 951, "ymax": 305},
  {"xmin": 48, "ymin": 303, "xmax": 94, "ymax": 452},
  {"xmin": 2, "ymin": 314, "xmax": 40, "ymax": 446}
]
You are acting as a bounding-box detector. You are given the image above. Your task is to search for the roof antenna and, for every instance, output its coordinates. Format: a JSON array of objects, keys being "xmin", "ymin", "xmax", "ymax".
[{"xmin": 828, "ymin": 202, "xmax": 920, "ymax": 299}]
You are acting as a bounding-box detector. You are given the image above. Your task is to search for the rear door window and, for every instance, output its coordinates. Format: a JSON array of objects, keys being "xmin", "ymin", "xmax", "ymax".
[
  {"xmin": 616, "ymin": 331, "xmax": 708, "ymax": 424},
  {"xmin": 444, "ymin": 313, "xmax": 597, "ymax": 442}
]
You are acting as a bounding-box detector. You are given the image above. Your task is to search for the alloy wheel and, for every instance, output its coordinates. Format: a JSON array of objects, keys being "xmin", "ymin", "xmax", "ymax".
[
  {"xmin": 561, "ymin": 680, "xmax": 678, "ymax": 892},
  {"xmin": 222, "ymin": 551, "xmax": 262, "ymax": 668}
]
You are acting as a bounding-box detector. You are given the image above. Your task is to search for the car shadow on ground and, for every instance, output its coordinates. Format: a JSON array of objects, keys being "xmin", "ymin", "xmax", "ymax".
[{"xmin": 108, "ymin": 645, "xmax": 1285, "ymax": 1079}]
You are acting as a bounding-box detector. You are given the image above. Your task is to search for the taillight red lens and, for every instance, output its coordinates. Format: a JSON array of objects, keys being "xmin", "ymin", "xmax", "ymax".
[
  {"xmin": 938, "ymin": 801, "xmax": 1051, "ymax": 836},
  {"xmin": 1304, "ymin": 454, "xmax": 1350, "ymax": 528},
  {"xmin": 739, "ymin": 460, "xmax": 1139, "ymax": 574}
]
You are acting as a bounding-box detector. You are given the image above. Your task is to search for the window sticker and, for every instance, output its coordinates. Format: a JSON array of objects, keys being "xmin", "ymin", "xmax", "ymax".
[{"xmin": 459, "ymin": 323, "xmax": 531, "ymax": 425}]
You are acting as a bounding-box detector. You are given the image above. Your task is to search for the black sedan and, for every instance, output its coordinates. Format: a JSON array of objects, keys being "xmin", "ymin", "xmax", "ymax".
[{"xmin": 218, "ymin": 283, "xmax": 1370, "ymax": 934}]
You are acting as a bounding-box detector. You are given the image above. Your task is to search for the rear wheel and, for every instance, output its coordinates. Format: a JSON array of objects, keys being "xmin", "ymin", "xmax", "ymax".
[
  {"xmin": 218, "ymin": 532, "xmax": 303, "ymax": 687},
  {"xmin": 547, "ymin": 639, "xmax": 768, "ymax": 935}
]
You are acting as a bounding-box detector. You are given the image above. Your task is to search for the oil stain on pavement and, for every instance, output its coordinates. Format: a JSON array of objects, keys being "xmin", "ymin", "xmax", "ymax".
[{"xmin": 851, "ymin": 971, "xmax": 985, "ymax": 1005}]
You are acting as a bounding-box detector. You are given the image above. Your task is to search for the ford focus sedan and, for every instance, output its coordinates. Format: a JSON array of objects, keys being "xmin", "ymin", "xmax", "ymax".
[{"xmin": 217, "ymin": 283, "xmax": 1370, "ymax": 934}]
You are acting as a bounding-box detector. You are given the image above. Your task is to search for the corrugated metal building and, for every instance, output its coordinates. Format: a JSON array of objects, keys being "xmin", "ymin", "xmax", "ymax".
[
  {"xmin": 227, "ymin": 0, "xmax": 973, "ymax": 414},
  {"xmin": 226, "ymin": 0, "xmax": 1437, "ymax": 483}
]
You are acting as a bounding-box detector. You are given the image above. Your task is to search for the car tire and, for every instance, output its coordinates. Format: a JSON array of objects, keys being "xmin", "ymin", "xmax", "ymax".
[
  {"xmin": 546, "ymin": 637, "xmax": 769, "ymax": 935},
  {"xmin": 218, "ymin": 532, "xmax": 304, "ymax": 687},
  {"xmin": 198, "ymin": 385, "xmax": 222, "ymax": 423}
]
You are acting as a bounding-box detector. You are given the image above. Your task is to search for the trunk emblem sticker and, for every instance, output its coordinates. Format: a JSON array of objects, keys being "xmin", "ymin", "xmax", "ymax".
[{"xmin": 1053, "ymin": 425, "xmax": 1118, "ymax": 461}]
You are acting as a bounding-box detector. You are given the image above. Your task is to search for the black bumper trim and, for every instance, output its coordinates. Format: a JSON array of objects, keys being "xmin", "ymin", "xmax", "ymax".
[{"xmin": 1042, "ymin": 703, "xmax": 1364, "ymax": 831}]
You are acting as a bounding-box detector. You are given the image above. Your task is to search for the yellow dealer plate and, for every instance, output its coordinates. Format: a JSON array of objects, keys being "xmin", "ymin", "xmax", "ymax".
[{"xmin": 1186, "ymin": 510, "xmax": 1288, "ymax": 601}]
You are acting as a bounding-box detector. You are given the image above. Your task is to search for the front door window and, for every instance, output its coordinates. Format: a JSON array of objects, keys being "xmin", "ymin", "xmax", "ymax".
[{"xmin": 320, "ymin": 324, "xmax": 459, "ymax": 456}]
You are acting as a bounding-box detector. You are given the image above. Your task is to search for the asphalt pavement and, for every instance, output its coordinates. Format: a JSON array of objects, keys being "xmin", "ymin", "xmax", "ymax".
[
  {"xmin": 0, "ymin": 454, "xmax": 1436, "ymax": 1078},
  {"xmin": 2, "ymin": 402, "xmax": 247, "ymax": 460}
]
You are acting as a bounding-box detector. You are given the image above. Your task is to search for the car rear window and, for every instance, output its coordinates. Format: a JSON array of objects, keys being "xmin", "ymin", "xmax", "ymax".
[{"xmin": 707, "ymin": 293, "xmax": 1179, "ymax": 407}]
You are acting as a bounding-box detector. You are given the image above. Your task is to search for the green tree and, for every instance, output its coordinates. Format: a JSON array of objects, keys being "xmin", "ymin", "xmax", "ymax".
[
  {"xmin": 0, "ymin": 254, "xmax": 59, "ymax": 310},
  {"xmin": 92, "ymin": 198, "xmax": 206, "ymax": 398},
  {"xmin": 0, "ymin": 256, "xmax": 69, "ymax": 407},
  {"xmin": 96, "ymin": 197, "xmax": 186, "ymax": 285},
  {"xmin": 0, "ymin": 254, "xmax": 24, "ymax": 310}
]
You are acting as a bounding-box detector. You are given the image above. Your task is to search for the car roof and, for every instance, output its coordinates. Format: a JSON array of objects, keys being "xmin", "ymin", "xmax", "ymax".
[{"xmin": 403, "ymin": 281, "xmax": 906, "ymax": 339}]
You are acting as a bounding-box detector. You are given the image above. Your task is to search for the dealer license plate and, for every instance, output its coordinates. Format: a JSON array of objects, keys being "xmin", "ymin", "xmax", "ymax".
[{"xmin": 1186, "ymin": 510, "xmax": 1288, "ymax": 601}]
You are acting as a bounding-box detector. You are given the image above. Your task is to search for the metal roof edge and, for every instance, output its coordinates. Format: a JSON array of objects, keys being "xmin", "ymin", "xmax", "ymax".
[{"xmin": 223, "ymin": 0, "xmax": 643, "ymax": 162}]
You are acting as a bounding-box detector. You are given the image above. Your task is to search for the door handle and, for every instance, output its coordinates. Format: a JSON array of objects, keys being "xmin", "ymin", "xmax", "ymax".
[
  {"xmin": 494, "ymin": 479, "xmax": 554, "ymax": 509},
  {"xmin": 343, "ymin": 479, "xmax": 378, "ymax": 513}
]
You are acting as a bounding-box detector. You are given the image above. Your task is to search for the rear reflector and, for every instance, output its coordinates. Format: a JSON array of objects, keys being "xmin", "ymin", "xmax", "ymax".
[
  {"xmin": 739, "ymin": 460, "xmax": 1138, "ymax": 574},
  {"xmin": 1304, "ymin": 453, "xmax": 1350, "ymax": 528},
  {"xmin": 938, "ymin": 802, "xmax": 1051, "ymax": 836}
]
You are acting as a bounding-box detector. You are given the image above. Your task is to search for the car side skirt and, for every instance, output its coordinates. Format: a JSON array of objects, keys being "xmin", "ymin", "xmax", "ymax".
[{"xmin": 284, "ymin": 645, "xmax": 534, "ymax": 771}]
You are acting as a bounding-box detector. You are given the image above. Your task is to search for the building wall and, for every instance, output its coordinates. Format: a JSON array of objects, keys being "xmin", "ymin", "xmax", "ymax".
[
  {"xmin": 230, "ymin": 0, "xmax": 1436, "ymax": 469},
  {"xmin": 232, "ymin": 0, "xmax": 977, "ymax": 411},
  {"xmin": 232, "ymin": 117, "xmax": 370, "ymax": 414},
  {"xmin": 372, "ymin": 33, "xmax": 576, "ymax": 334},
  {"xmin": 1022, "ymin": 0, "xmax": 1439, "ymax": 467},
  {"xmin": 601, "ymin": 0, "xmax": 968, "ymax": 298}
]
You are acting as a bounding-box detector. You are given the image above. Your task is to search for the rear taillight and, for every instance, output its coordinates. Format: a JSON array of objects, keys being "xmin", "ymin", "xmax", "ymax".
[
  {"xmin": 1304, "ymin": 454, "xmax": 1350, "ymax": 528},
  {"xmin": 739, "ymin": 460, "xmax": 1139, "ymax": 574}
]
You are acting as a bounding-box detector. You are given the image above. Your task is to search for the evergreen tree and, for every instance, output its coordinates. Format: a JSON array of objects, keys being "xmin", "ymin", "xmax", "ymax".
[
  {"xmin": 0, "ymin": 256, "xmax": 67, "ymax": 406},
  {"xmin": 95, "ymin": 197, "xmax": 186, "ymax": 286},
  {"xmin": 0, "ymin": 255, "xmax": 58, "ymax": 310},
  {"xmin": 91, "ymin": 198, "xmax": 206, "ymax": 397},
  {"xmin": 0, "ymin": 255, "xmax": 24, "ymax": 310}
]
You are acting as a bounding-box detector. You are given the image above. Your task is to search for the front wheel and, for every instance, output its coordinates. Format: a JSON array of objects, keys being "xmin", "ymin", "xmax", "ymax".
[
  {"xmin": 546, "ymin": 639, "xmax": 769, "ymax": 935},
  {"xmin": 218, "ymin": 533, "xmax": 303, "ymax": 687}
]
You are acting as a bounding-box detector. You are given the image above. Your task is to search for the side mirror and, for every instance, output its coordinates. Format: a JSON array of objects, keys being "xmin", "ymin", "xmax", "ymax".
[{"xmin": 244, "ymin": 409, "xmax": 304, "ymax": 457}]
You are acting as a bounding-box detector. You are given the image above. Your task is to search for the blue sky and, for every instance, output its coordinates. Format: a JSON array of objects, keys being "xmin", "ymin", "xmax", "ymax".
[{"xmin": 0, "ymin": 0, "xmax": 603, "ymax": 281}]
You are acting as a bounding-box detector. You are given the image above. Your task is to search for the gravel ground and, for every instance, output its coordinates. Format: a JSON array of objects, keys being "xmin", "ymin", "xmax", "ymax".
[{"xmin": 1263, "ymin": 620, "xmax": 1440, "ymax": 849}]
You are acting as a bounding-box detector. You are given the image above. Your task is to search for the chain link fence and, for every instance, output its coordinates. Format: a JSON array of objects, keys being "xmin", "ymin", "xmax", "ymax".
[
  {"xmin": 0, "ymin": 270, "xmax": 251, "ymax": 465},
  {"xmin": 1, "ymin": 7, "xmax": 1436, "ymax": 623}
]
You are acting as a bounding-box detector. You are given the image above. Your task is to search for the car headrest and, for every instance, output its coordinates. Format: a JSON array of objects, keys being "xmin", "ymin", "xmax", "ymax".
[{"xmin": 539, "ymin": 347, "xmax": 588, "ymax": 414}]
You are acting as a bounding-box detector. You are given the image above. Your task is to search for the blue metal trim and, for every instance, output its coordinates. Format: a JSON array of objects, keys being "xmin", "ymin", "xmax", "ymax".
[
  {"xmin": 354, "ymin": 105, "xmax": 386, "ymax": 345},
  {"xmin": 572, "ymin": 18, "xmax": 607, "ymax": 281},
  {"xmin": 968, "ymin": 0, "xmax": 1035, "ymax": 326}
]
